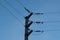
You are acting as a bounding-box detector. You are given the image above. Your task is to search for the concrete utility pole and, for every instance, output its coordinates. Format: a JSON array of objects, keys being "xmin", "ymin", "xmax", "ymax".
[
  {"xmin": 24, "ymin": 7, "xmax": 44, "ymax": 40},
  {"xmin": 25, "ymin": 13, "xmax": 33, "ymax": 40}
]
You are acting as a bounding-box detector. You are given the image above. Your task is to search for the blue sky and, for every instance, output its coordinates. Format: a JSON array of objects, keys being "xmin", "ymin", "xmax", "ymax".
[{"xmin": 0, "ymin": 0, "xmax": 60, "ymax": 40}]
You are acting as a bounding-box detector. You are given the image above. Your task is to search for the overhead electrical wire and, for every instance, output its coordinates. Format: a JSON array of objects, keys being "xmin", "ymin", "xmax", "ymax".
[
  {"xmin": 33, "ymin": 29, "xmax": 60, "ymax": 32},
  {"xmin": 1, "ymin": 1, "xmax": 60, "ymax": 39},
  {"xmin": 32, "ymin": 29, "xmax": 60, "ymax": 33},
  {"xmin": 15, "ymin": 0, "xmax": 26, "ymax": 8},
  {"xmin": 15, "ymin": 0, "xmax": 33, "ymax": 13},
  {"xmin": 0, "ymin": 3, "xmax": 24, "ymax": 26},
  {"xmin": 3, "ymin": 0, "xmax": 24, "ymax": 25},
  {"xmin": 44, "ymin": 21, "xmax": 60, "ymax": 23},
  {"xmin": 21, "ymin": 0, "xmax": 60, "ymax": 14},
  {"xmin": 15, "ymin": 0, "xmax": 60, "ymax": 15},
  {"xmin": 15, "ymin": 0, "xmax": 60, "ymax": 24},
  {"xmin": 38, "ymin": 27, "xmax": 60, "ymax": 32},
  {"xmin": 31, "ymin": 29, "xmax": 60, "ymax": 36},
  {"xmin": 44, "ymin": 29, "xmax": 60, "ymax": 32},
  {"xmin": 2, "ymin": 0, "xmax": 60, "ymax": 32},
  {"xmin": 23, "ymin": 0, "xmax": 60, "ymax": 14},
  {"xmin": 44, "ymin": 12, "xmax": 60, "ymax": 14},
  {"xmin": 4, "ymin": 0, "xmax": 24, "ymax": 18},
  {"xmin": 33, "ymin": 21, "xmax": 60, "ymax": 25}
]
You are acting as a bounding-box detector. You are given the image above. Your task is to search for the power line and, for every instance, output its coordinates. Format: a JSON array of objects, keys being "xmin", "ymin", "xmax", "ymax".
[
  {"xmin": 44, "ymin": 21, "xmax": 60, "ymax": 23},
  {"xmin": 33, "ymin": 21, "xmax": 60, "ymax": 25},
  {"xmin": 18, "ymin": 0, "xmax": 60, "ymax": 15},
  {"xmin": 32, "ymin": 29, "xmax": 60, "ymax": 32},
  {"xmin": 15, "ymin": 0, "xmax": 44, "ymax": 16},
  {"xmin": 15, "ymin": 0, "xmax": 60, "ymax": 15},
  {"xmin": 15, "ymin": 0, "xmax": 25, "ymax": 8},
  {"xmin": 14, "ymin": 0, "xmax": 60, "ymax": 31},
  {"xmin": 0, "ymin": 3, "xmax": 24, "ymax": 26},
  {"xmin": 23, "ymin": 0, "xmax": 60, "ymax": 15},
  {"xmin": 15, "ymin": 0, "xmax": 33, "ymax": 13},
  {"xmin": 44, "ymin": 29, "xmax": 60, "ymax": 32},
  {"xmin": 4, "ymin": 0, "xmax": 60, "ymax": 38},
  {"xmin": 44, "ymin": 12, "xmax": 60, "ymax": 14},
  {"xmin": 4, "ymin": 0, "xmax": 24, "ymax": 18}
]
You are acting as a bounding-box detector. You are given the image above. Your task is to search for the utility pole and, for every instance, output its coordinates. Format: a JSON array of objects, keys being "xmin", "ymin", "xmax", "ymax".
[
  {"xmin": 24, "ymin": 7, "xmax": 44, "ymax": 40},
  {"xmin": 25, "ymin": 13, "xmax": 33, "ymax": 40}
]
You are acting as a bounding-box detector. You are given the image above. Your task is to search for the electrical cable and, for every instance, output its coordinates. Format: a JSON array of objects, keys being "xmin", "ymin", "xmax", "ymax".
[
  {"xmin": 17, "ymin": 0, "xmax": 60, "ymax": 15},
  {"xmin": 0, "ymin": 3, "xmax": 24, "ymax": 26},
  {"xmin": 44, "ymin": 29, "xmax": 60, "ymax": 32},
  {"xmin": 4, "ymin": 0, "xmax": 24, "ymax": 18},
  {"xmin": 33, "ymin": 21, "xmax": 60, "ymax": 25},
  {"xmin": 15, "ymin": 0, "xmax": 33, "ymax": 13},
  {"xmin": 15, "ymin": 0, "xmax": 25, "ymax": 8},
  {"xmin": 44, "ymin": 12, "xmax": 60, "ymax": 14},
  {"xmin": 15, "ymin": 0, "xmax": 60, "ymax": 15},
  {"xmin": 4, "ymin": 0, "xmax": 60, "ymax": 31},
  {"xmin": 43, "ymin": 21, "xmax": 60, "ymax": 23},
  {"xmin": 23, "ymin": 0, "xmax": 60, "ymax": 15}
]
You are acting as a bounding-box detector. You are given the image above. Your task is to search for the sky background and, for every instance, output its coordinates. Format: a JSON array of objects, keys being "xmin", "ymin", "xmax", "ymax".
[{"xmin": 0, "ymin": 0, "xmax": 60, "ymax": 40}]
